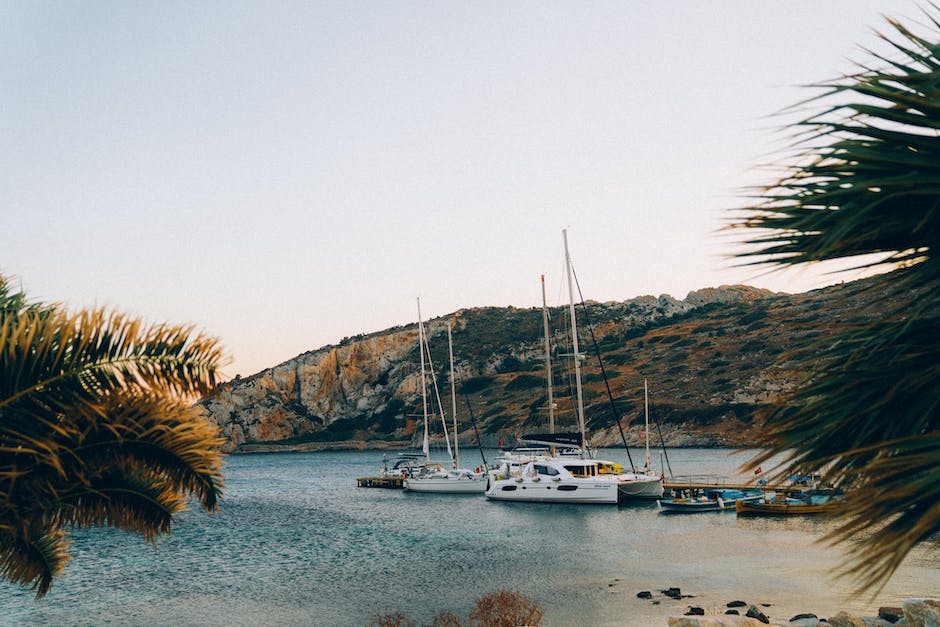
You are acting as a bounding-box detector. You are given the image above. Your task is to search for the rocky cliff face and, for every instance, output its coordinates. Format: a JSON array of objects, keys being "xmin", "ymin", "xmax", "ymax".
[{"xmin": 201, "ymin": 280, "xmax": 886, "ymax": 452}]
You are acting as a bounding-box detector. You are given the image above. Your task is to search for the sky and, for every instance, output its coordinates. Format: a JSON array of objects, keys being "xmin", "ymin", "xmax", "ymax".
[{"xmin": 1, "ymin": 1, "xmax": 923, "ymax": 378}]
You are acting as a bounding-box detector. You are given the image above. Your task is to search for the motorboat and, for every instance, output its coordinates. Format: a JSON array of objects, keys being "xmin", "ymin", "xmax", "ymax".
[{"xmin": 377, "ymin": 452, "xmax": 427, "ymax": 478}]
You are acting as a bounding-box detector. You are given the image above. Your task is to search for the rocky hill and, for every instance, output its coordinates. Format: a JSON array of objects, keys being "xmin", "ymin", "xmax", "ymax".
[{"xmin": 201, "ymin": 278, "xmax": 894, "ymax": 453}]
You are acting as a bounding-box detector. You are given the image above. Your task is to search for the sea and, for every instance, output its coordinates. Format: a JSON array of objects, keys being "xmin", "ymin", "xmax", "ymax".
[{"xmin": 2, "ymin": 448, "xmax": 937, "ymax": 627}]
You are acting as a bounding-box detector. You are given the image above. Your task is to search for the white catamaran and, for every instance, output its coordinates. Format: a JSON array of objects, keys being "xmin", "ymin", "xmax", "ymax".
[{"xmin": 485, "ymin": 229, "xmax": 663, "ymax": 504}]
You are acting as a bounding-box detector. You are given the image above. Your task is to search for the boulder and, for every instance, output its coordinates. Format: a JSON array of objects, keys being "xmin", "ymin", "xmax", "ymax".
[
  {"xmin": 745, "ymin": 605, "xmax": 770, "ymax": 624},
  {"xmin": 685, "ymin": 607, "xmax": 705, "ymax": 615},
  {"xmin": 664, "ymin": 587, "xmax": 683, "ymax": 599},
  {"xmin": 877, "ymin": 606, "xmax": 902, "ymax": 623},
  {"xmin": 827, "ymin": 611, "xmax": 866, "ymax": 627},
  {"xmin": 637, "ymin": 591, "xmax": 653, "ymax": 599},
  {"xmin": 728, "ymin": 601, "xmax": 748, "ymax": 608},
  {"xmin": 667, "ymin": 617, "xmax": 773, "ymax": 626},
  {"xmin": 902, "ymin": 598, "xmax": 940, "ymax": 626}
]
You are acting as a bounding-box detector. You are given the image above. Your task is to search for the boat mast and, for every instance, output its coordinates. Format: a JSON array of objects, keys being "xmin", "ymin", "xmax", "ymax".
[
  {"xmin": 422, "ymin": 330, "xmax": 454, "ymax": 464},
  {"xmin": 418, "ymin": 298, "xmax": 430, "ymax": 463},
  {"xmin": 541, "ymin": 274, "xmax": 556, "ymax": 456},
  {"xmin": 448, "ymin": 322, "xmax": 459, "ymax": 470},
  {"xmin": 563, "ymin": 229, "xmax": 589, "ymax": 460},
  {"xmin": 644, "ymin": 378, "xmax": 652, "ymax": 471}
]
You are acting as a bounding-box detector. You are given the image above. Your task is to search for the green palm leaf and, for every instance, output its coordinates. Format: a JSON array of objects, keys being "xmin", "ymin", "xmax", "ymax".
[{"xmin": 733, "ymin": 11, "xmax": 940, "ymax": 595}]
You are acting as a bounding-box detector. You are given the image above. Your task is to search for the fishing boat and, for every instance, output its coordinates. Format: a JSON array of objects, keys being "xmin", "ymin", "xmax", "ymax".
[
  {"xmin": 735, "ymin": 492, "xmax": 841, "ymax": 516},
  {"xmin": 658, "ymin": 488, "xmax": 761, "ymax": 513},
  {"xmin": 403, "ymin": 320, "xmax": 486, "ymax": 494}
]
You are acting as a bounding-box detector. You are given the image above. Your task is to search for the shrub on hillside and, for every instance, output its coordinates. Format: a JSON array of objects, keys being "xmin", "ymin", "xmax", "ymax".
[
  {"xmin": 459, "ymin": 376, "xmax": 494, "ymax": 394},
  {"xmin": 505, "ymin": 374, "xmax": 542, "ymax": 391}
]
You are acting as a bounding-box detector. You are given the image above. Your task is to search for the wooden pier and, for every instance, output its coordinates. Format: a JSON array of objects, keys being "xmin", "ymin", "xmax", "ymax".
[
  {"xmin": 356, "ymin": 476, "xmax": 405, "ymax": 489},
  {"xmin": 664, "ymin": 479, "xmax": 813, "ymax": 497}
]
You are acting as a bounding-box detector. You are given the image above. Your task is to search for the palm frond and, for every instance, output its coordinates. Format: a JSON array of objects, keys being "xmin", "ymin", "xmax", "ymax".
[
  {"xmin": 733, "ymin": 11, "xmax": 940, "ymax": 595},
  {"xmin": 0, "ymin": 526, "xmax": 69, "ymax": 598},
  {"xmin": 0, "ymin": 273, "xmax": 228, "ymax": 596}
]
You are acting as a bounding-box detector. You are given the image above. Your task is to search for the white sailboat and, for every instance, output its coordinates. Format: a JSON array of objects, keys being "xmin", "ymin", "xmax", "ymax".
[
  {"xmin": 615, "ymin": 379, "xmax": 665, "ymax": 499},
  {"xmin": 486, "ymin": 229, "xmax": 662, "ymax": 503},
  {"xmin": 404, "ymin": 317, "xmax": 486, "ymax": 494}
]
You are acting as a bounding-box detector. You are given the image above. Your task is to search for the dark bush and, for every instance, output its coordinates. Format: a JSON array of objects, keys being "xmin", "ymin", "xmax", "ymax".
[
  {"xmin": 459, "ymin": 376, "xmax": 495, "ymax": 394},
  {"xmin": 504, "ymin": 374, "xmax": 543, "ymax": 391}
]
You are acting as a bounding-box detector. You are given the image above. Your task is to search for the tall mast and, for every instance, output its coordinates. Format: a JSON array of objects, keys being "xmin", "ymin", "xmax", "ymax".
[
  {"xmin": 541, "ymin": 275, "xmax": 556, "ymax": 455},
  {"xmin": 417, "ymin": 298, "xmax": 430, "ymax": 463},
  {"xmin": 563, "ymin": 229, "xmax": 588, "ymax": 459},
  {"xmin": 423, "ymin": 330, "xmax": 453, "ymax": 463},
  {"xmin": 644, "ymin": 378, "xmax": 652, "ymax": 471},
  {"xmin": 448, "ymin": 322, "xmax": 459, "ymax": 469}
]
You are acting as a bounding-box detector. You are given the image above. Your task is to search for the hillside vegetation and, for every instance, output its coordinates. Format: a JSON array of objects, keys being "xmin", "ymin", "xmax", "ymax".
[{"xmin": 201, "ymin": 278, "xmax": 896, "ymax": 452}]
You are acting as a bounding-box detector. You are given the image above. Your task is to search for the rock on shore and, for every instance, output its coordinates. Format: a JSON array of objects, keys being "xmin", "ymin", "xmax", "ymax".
[{"xmin": 667, "ymin": 598, "xmax": 939, "ymax": 627}]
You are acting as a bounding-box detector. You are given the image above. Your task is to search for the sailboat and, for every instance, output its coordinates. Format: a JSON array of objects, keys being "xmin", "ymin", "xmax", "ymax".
[
  {"xmin": 615, "ymin": 379, "xmax": 665, "ymax": 499},
  {"xmin": 485, "ymin": 230, "xmax": 662, "ymax": 504},
  {"xmin": 403, "ymin": 316, "xmax": 486, "ymax": 494}
]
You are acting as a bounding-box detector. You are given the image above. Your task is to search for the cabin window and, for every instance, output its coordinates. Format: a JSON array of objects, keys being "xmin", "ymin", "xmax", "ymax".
[
  {"xmin": 557, "ymin": 485, "xmax": 578, "ymax": 492},
  {"xmin": 501, "ymin": 485, "xmax": 517, "ymax": 491},
  {"xmin": 534, "ymin": 464, "xmax": 559, "ymax": 476}
]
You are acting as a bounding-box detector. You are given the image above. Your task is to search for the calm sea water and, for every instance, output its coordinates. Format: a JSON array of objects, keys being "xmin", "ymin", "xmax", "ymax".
[{"xmin": 2, "ymin": 449, "xmax": 936, "ymax": 626}]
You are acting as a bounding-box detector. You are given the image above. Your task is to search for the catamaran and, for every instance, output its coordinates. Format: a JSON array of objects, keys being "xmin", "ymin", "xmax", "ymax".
[{"xmin": 485, "ymin": 230, "xmax": 663, "ymax": 504}]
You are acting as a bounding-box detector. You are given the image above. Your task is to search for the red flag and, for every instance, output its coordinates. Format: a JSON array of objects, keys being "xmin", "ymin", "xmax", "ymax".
[{"xmin": 754, "ymin": 466, "xmax": 762, "ymax": 475}]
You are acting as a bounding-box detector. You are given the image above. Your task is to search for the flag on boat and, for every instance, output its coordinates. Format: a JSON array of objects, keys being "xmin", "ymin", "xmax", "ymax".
[{"xmin": 754, "ymin": 466, "xmax": 762, "ymax": 475}]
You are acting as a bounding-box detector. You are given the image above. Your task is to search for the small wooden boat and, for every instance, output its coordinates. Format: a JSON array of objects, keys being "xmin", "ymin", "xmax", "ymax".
[
  {"xmin": 735, "ymin": 493, "xmax": 840, "ymax": 516},
  {"xmin": 658, "ymin": 489, "xmax": 761, "ymax": 513}
]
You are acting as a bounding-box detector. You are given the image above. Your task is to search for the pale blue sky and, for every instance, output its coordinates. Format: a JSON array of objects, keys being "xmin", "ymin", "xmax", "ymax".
[{"xmin": 1, "ymin": 1, "xmax": 919, "ymax": 377}]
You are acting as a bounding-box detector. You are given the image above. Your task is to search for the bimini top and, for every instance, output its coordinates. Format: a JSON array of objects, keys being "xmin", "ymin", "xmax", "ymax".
[{"xmin": 520, "ymin": 432, "xmax": 583, "ymax": 448}]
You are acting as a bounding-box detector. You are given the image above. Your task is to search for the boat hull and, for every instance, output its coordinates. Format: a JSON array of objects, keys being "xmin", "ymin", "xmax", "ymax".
[
  {"xmin": 616, "ymin": 475, "xmax": 664, "ymax": 499},
  {"xmin": 403, "ymin": 476, "xmax": 486, "ymax": 494},
  {"xmin": 485, "ymin": 477, "xmax": 619, "ymax": 504},
  {"xmin": 659, "ymin": 499, "xmax": 723, "ymax": 513},
  {"xmin": 659, "ymin": 494, "xmax": 761, "ymax": 513},
  {"xmin": 735, "ymin": 499, "xmax": 839, "ymax": 516}
]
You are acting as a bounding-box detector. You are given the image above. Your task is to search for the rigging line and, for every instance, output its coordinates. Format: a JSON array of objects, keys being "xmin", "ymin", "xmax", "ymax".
[
  {"xmin": 461, "ymin": 394, "xmax": 488, "ymax": 468},
  {"xmin": 569, "ymin": 263, "xmax": 638, "ymax": 473},
  {"xmin": 422, "ymin": 327, "xmax": 454, "ymax": 462},
  {"xmin": 649, "ymin": 395, "xmax": 674, "ymax": 478}
]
